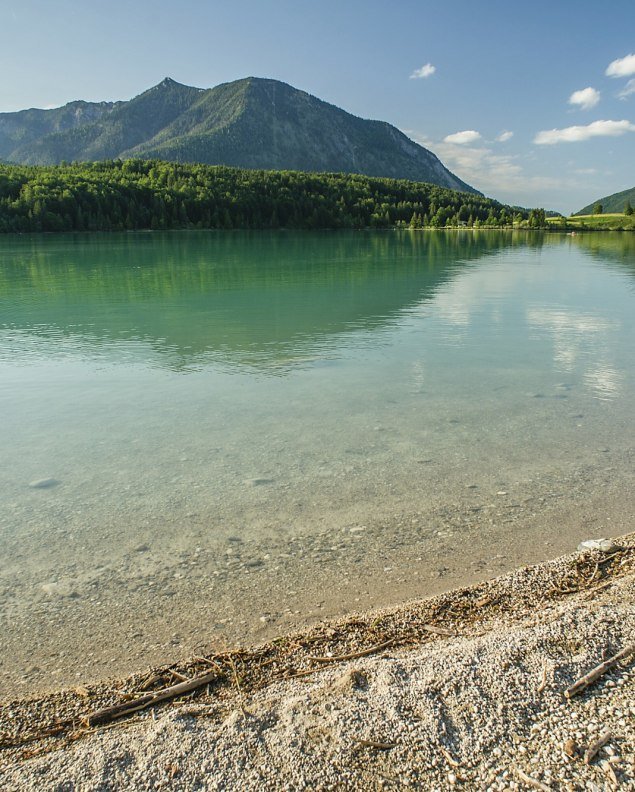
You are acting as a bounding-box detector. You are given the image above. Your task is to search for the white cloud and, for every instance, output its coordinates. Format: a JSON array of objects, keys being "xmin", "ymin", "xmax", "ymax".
[
  {"xmin": 606, "ymin": 53, "xmax": 635, "ymax": 78},
  {"xmin": 534, "ymin": 119, "xmax": 635, "ymax": 145},
  {"xmin": 568, "ymin": 87, "xmax": 600, "ymax": 110},
  {"xmin": 496, "ymin": 130, "xmax": 514, "ymax": 142},
  {"xmin": 407, "ymin": 130, "xmax": 567, "ymax": 198},
  {"xmin": 410, "ymin": 63, "xmax": 436, "ymax": 79},
  {"xmin": 618, "ymin": 78, "xmax": 635, "ymax": 100},
  {"xmin": 443, "ymin": 129, "xmax": 481, "ymax": 145}
]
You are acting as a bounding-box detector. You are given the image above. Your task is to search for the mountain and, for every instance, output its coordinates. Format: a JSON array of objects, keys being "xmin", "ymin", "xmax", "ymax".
[
  {"xmin": 0, "ymin": 100, "xmax": 121, "ymax": 159},
  {"xmin": 0, "ymin": 77, "xmax": 478, "ymax": 193},
  {"xmin": 576, "ymin": 186, "xmax": 635, "ymax": 215}
]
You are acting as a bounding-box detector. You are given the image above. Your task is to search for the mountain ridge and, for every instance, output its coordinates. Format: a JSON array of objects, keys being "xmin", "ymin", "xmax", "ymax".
[
  {"xmin": 0, "ymin": 77, "xmax": 478, "ymax": 194},
  {"xmin": 576, "ymin": 185, "xmax": 635, "ymax": 215}
]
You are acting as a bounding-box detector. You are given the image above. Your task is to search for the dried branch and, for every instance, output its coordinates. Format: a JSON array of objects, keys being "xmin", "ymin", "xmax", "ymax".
[
  {"xmin": 565, "ymin": 645, "xmax": 635, "ymax": 699},
  {"xmin": 82, "ymin": 670, "xmax": 220, "ymax": 727}
]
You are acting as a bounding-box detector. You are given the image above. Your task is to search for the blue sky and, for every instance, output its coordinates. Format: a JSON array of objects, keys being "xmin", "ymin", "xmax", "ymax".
[{"xmin": 1, "ymin": 0, "xmax": 634, "ymax": 213}]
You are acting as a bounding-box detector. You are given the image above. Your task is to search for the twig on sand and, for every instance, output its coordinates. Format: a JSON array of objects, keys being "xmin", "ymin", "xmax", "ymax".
[
  {"xmin": 584, "ymin": 730, "xmax": 612, "ymax": 765},
  {"xmin": 583, "ymin": 579, "xmax": 616, "ymax": 599},
  {"xmin": 586, "ymin": 560, "xmax": 600, "ymax": 585},
  {"xmin": 309, "ymin": 639, "xmax": 396, "ymax": 664},
  {"xmin": 283, "ymin": 668, "xmax": 317, "ymax": 680},
  {"xmin": 224, "ymin": 654, "xmax": 249, "ymax": 715},
  {"xmin": 514, "ymin": 766, "xmax": 552, "ymax": 791},
  {"xmin": 354, "ymin": 738, "xmax": 396, "ymax": 750},
  {"xmin": 439, "ymin": 746, "xmax": 461, "ymax": 767},
  {"xmin": 82, "ymin": 670, "xmax": 220, "ymax": 727},
  {"xmin": 421, "ymin": 624, "xmax": 456, "ymax": 637},
  {"xmin": 193, "ymin": 655, "xmax": 225, "ymax": 675},
  {"xmin": 168, "ymin": 669, "xmax": 190, "ymax": 682},
  {"xmin": 565, "ymin": 645, "xmax": 635, "ymax": 699},
  {"xmin": 136, "ymin": 673, "xmax": 163, "ymax": 692},
  {"xmin": 598, "ymin": 552, "xmax": 622, "ymax": 566}
]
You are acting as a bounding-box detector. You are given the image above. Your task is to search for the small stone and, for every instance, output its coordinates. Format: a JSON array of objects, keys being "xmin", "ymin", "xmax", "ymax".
[
  {"xmin": 28, "ymin": 478, "xmax": 60, "ymax": 489},
  {"xmin": 577, "ymin": 538, "xmax": 617, "ymax": 553},
  {"xmin": 41, "ymin": 581, "xmax": 78, "ymax": 598}
]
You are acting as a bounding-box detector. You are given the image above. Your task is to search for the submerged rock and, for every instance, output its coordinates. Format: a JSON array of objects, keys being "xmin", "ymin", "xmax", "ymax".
[
  {"xmin": 40, "ymin": 581, "xmax": 79, "ymax": 598},
  {"xmin": 28, "ymin": 478, "xmax": 60, "ymax": 489}
]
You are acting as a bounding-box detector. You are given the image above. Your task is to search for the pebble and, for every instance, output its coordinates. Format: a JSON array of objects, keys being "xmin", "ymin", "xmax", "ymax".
[
  {"xmin": 40, "ymin": 581, "xmax": 79, "ymax": 598},
  {"xmin": 28, "ymin": 478, "xmax": 60, "ymax": 489},
  {"xmin": 577, "ymin": 538, "xmax": 617, "ymax": 553}
]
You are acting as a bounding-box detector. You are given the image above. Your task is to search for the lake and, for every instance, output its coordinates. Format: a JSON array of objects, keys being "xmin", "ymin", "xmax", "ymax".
[{"xmin": 1, "ymin": 230, "xmax": 634, "ymax": 694}]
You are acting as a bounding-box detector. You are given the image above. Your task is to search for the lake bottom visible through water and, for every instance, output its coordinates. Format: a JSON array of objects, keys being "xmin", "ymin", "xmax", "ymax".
[{"xmin": 0, "ymin": 230, "xmax": 634, "ymax": 695}]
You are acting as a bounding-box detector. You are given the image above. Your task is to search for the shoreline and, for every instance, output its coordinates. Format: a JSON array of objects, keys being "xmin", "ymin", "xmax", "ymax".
[
  {"xmin": 1, "ymin": 533, "xmax": 633, "ymax": 788},
  {"xmin": 1, "ymin": 225, "xmax": 634, "ymax": 237},
  {"xmin": 3, "ymin": 453, "xmax": 634, "ymax": 700}
]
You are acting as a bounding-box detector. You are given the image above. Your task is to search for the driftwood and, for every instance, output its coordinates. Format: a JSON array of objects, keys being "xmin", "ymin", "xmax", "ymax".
[
  {"xmin": 82, "ymin": 670, "xmax": 220, "ymax": 727},
  {"xmin": 584, "ymin": 730, "xmax": 611, "ymax": 765},
  {"xmin": 565, "ymin": 644, "xmax": 635, "ymax": 699},
  {"xmin": 308, "ymin": 638, "xmax": 396, "ymax": 664}
]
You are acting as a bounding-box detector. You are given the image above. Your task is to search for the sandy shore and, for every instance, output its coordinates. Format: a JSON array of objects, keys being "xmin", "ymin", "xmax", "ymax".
[{"xmin": 1, "ymin": 533, "xmax": 633, "ymax": 790}]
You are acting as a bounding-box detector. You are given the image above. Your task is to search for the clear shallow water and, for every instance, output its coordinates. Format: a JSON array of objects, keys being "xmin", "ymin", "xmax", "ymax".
[{"xmin": 1, "ymin": 230, "xmax": 634, "ymax": 693}]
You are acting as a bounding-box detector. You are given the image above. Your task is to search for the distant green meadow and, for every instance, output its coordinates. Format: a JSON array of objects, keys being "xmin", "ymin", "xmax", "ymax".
[{"xmin": 547, "ymin": 213, "xmax": 635, "ymax": 231}]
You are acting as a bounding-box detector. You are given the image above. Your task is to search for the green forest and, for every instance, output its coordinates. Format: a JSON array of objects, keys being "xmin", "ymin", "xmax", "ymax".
[{"xmin": 0, "ymin": 159, "xmax": 542, "ymax": 233}]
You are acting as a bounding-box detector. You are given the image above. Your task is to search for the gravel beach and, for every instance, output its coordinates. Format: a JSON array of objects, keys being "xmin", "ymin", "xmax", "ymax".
[{"xmin": 1, "ymin": 533, "xmax": 633, "ymax": 791}]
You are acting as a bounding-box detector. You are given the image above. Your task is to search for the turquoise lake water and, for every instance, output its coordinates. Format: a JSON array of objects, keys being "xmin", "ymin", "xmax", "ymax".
[{"xmin": 1, "ymin": 230, "xmax": 634, "ymax": 692}]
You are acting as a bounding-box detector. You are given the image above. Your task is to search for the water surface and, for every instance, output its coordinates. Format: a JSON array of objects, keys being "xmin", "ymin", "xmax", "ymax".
[{"xmin": 1, "ymin": 230, "xmax": 634, "ymax": 694}]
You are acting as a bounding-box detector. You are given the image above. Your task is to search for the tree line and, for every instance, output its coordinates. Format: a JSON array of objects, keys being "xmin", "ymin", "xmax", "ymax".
[{"xmin": 0, "ymin": 159, "xmax": 541, "ymax": 234}]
